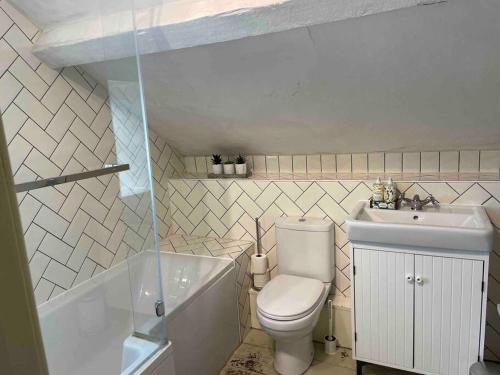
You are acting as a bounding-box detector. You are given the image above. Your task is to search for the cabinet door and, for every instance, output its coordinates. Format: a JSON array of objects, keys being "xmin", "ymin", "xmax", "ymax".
[
  {"xmin": 414, "ymin": 255, "xmax": 484, "ymax": 375},
  {"xmin": 353, "ymin": 249, "xmax": 414, "ymax": 369}
]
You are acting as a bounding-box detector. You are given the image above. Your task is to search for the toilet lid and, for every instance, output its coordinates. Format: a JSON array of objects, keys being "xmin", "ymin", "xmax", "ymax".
[{"xmin": 256, "ymin": 274, "xmax": 325, "ymax": 321}]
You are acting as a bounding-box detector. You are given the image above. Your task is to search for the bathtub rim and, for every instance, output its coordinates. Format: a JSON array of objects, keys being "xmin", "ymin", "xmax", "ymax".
[{"xmin": 37, "ymin": 249, "xmax": 235, "ymax": 318}]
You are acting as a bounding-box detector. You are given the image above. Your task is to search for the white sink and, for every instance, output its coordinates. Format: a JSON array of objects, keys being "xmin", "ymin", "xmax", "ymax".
[{"xmin": 346, "ymin": 201, "xmax": 494, "ymax": 252}]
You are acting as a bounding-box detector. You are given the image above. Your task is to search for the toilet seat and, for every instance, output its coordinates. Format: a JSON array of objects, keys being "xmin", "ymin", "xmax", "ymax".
[{"xmin": 257, "ymin": 274, "xmax": 325, "ymax": 321}]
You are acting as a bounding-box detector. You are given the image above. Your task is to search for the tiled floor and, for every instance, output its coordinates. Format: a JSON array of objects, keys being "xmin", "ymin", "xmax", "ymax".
[{"xmin": 220, "ymin": 329, "xmax": 413, "ymax": 375}]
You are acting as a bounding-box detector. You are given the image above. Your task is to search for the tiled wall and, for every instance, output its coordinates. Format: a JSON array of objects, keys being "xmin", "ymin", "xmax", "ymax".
[
  {"xmin": 185, "ymin": 150, "xmax": 500, "ymax": 175},
  {"xmin": 0, "ymin": 2, "xmax": 184, "ymax": 304},
  {"xmin": 168, "ymin": 178, "xmax": 500, "ymax": 360}
]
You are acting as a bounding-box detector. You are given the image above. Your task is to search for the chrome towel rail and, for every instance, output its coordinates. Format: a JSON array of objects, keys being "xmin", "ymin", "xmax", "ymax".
[{"xmin": 14, "ymin": 164, "xmax": 129, "ymax": 193}]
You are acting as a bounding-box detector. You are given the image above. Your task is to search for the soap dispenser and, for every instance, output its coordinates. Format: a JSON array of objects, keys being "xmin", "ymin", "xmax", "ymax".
[
  {"xmin": 372, "ymin": 177, "xmax": 384, "ymax": 203},
  {"xmin": 385, "ymin": 177, "xmax": 397, "ymax": 209}
]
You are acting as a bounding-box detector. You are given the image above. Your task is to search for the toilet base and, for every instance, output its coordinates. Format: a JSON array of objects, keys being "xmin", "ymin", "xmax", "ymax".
[{"xmin": 274, "ymin": 333, "xmax": 314, "ymax": 375}]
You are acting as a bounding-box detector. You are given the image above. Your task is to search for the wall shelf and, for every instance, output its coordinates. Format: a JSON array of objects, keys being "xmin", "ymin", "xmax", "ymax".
[{"xmin": 175, "ymin": 172, "xmax": 500, "ymax": 182}]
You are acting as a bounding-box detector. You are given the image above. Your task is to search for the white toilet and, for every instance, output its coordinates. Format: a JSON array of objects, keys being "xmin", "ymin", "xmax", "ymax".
[{"xmin": 256, "ymin": 217, "xmax": 334, "ymax": 375}]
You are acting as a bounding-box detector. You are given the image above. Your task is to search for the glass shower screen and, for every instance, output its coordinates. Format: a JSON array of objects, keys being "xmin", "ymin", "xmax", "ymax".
[
  {"xmin": 4, "ymin": 0, "xmax": 169, "ymax": 373},
  {"xmin": 74, "ymin": 0, "xmax": 168, "ymax": 353}
]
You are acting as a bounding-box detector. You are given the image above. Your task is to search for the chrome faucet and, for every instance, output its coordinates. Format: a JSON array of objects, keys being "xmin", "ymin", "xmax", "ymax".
[{"xmin": 398, "ymin": 193, "xmax": 439, "ymax": 211}]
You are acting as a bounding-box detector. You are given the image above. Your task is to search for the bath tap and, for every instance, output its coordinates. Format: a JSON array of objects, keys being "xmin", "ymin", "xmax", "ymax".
[{"xmin": 398, "ymin": 193, "xmax": 439, "ymax": 211}]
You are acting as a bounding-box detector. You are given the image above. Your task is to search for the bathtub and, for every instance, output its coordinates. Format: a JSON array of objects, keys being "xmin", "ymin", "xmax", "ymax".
[
  {"xmin": 37, "ymin": 251, "xmax": 239, "ymax": 375},
  {"xmin": 159, "ymin": 252, "xmax": 240, "ymax": 374}
]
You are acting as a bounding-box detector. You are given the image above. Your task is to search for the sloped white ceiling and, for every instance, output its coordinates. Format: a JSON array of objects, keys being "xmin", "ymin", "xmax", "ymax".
[
  {"xmin": 12, "ymin": 0, "xmax": 500, "ymax": 155},
  {"xmin": 115, "ymin": 0, "xmax": 500, "ymax": 155},
  {"xmin": 14, "ymin": 0, "xmax": 423, "ymax": 66}
]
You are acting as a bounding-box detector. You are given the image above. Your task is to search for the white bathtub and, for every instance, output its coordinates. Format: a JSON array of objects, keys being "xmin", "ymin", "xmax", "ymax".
[{"xmin": 37, "ymin": 251, "xmax": 239, "ymax": 375}]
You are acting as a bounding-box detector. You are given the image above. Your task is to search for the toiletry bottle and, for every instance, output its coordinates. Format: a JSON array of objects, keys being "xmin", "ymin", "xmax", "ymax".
[
  {"xmin": 385, "ymin": 177, "xmax": 397, "ymax": 209},
  {"xmin": 372, "ymin": 177, "xmax": 384, "ymax": 203}
]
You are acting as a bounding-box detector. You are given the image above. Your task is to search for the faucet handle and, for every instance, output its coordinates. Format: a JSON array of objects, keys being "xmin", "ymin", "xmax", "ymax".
[
  {"xmin": 429, "ymin": 195, "xmax": 439, "ymax": 207},
  {"xmin": 397, "ymin": 191, "xmax": 410, "ymax": 206}
]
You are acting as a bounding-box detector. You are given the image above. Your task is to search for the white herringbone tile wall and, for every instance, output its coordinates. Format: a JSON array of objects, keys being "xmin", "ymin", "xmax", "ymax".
[
  {"xmin": 167, "ymin": 178, "xmax": 500, "ymax": 360},
  {"xmin": 0, "ymin": 2, "xmax": 184, "ymax": 304}
]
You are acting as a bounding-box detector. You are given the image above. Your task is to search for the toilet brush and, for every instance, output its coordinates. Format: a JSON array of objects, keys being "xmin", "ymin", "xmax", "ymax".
[{"xmin": 324, "ymin": 299, "xmax": 337, "ymax": 355}]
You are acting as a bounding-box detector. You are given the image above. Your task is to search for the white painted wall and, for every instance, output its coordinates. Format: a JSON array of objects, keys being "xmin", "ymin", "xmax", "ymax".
[{"xmin": 6, "ymin": 0, "xmax": 159, "ymax": 28}]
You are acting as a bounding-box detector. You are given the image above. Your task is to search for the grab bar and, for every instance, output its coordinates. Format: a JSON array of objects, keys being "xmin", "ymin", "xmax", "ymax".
[{"xmin": 14, "ymin": 164, "xmax": 129, "ymax": 193}]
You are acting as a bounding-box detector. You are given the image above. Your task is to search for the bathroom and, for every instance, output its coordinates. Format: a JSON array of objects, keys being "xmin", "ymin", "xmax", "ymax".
[{"xmin": 0, "ymin": 0, "xmax": 499, "ymax": 374}]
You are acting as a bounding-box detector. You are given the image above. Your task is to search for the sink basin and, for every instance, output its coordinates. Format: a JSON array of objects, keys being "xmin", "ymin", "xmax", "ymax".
[{"xmin": 346, "ymin": 201, "xmax": 494, "ymax": 252}]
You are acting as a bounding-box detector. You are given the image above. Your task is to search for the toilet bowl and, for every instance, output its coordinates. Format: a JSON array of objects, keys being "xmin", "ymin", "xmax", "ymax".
[
  {"xmin": 257, "ymin": 217, "xmax": 334, "ymax": 375},
  {"xmin": 257, "ymin": 274, "xmax": 331, "ymax": 375}
]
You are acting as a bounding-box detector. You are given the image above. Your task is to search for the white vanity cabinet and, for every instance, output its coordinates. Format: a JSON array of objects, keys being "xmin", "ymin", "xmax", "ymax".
[{"xmin": 351, "ymin": 246, "xmax": 488, "ymax": 375}]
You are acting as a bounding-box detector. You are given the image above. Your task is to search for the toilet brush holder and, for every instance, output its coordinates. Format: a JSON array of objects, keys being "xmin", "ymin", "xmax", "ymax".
[
  {"xmin": 325, "ymin": 299, "xmax": 336, "ymax": 354},
  {"xmin": 324, "ymin": 335, "xmax": 337, "ymax": 355}
]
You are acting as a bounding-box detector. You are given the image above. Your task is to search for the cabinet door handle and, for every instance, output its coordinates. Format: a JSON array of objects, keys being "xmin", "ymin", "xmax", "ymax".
[
  {"xmin": 406, "ymin": 274, "xmax": 414, "ymax": 282},
  {"xmin": 415, "ymin": 275, "xmax": 423, "ymax": 285}
]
